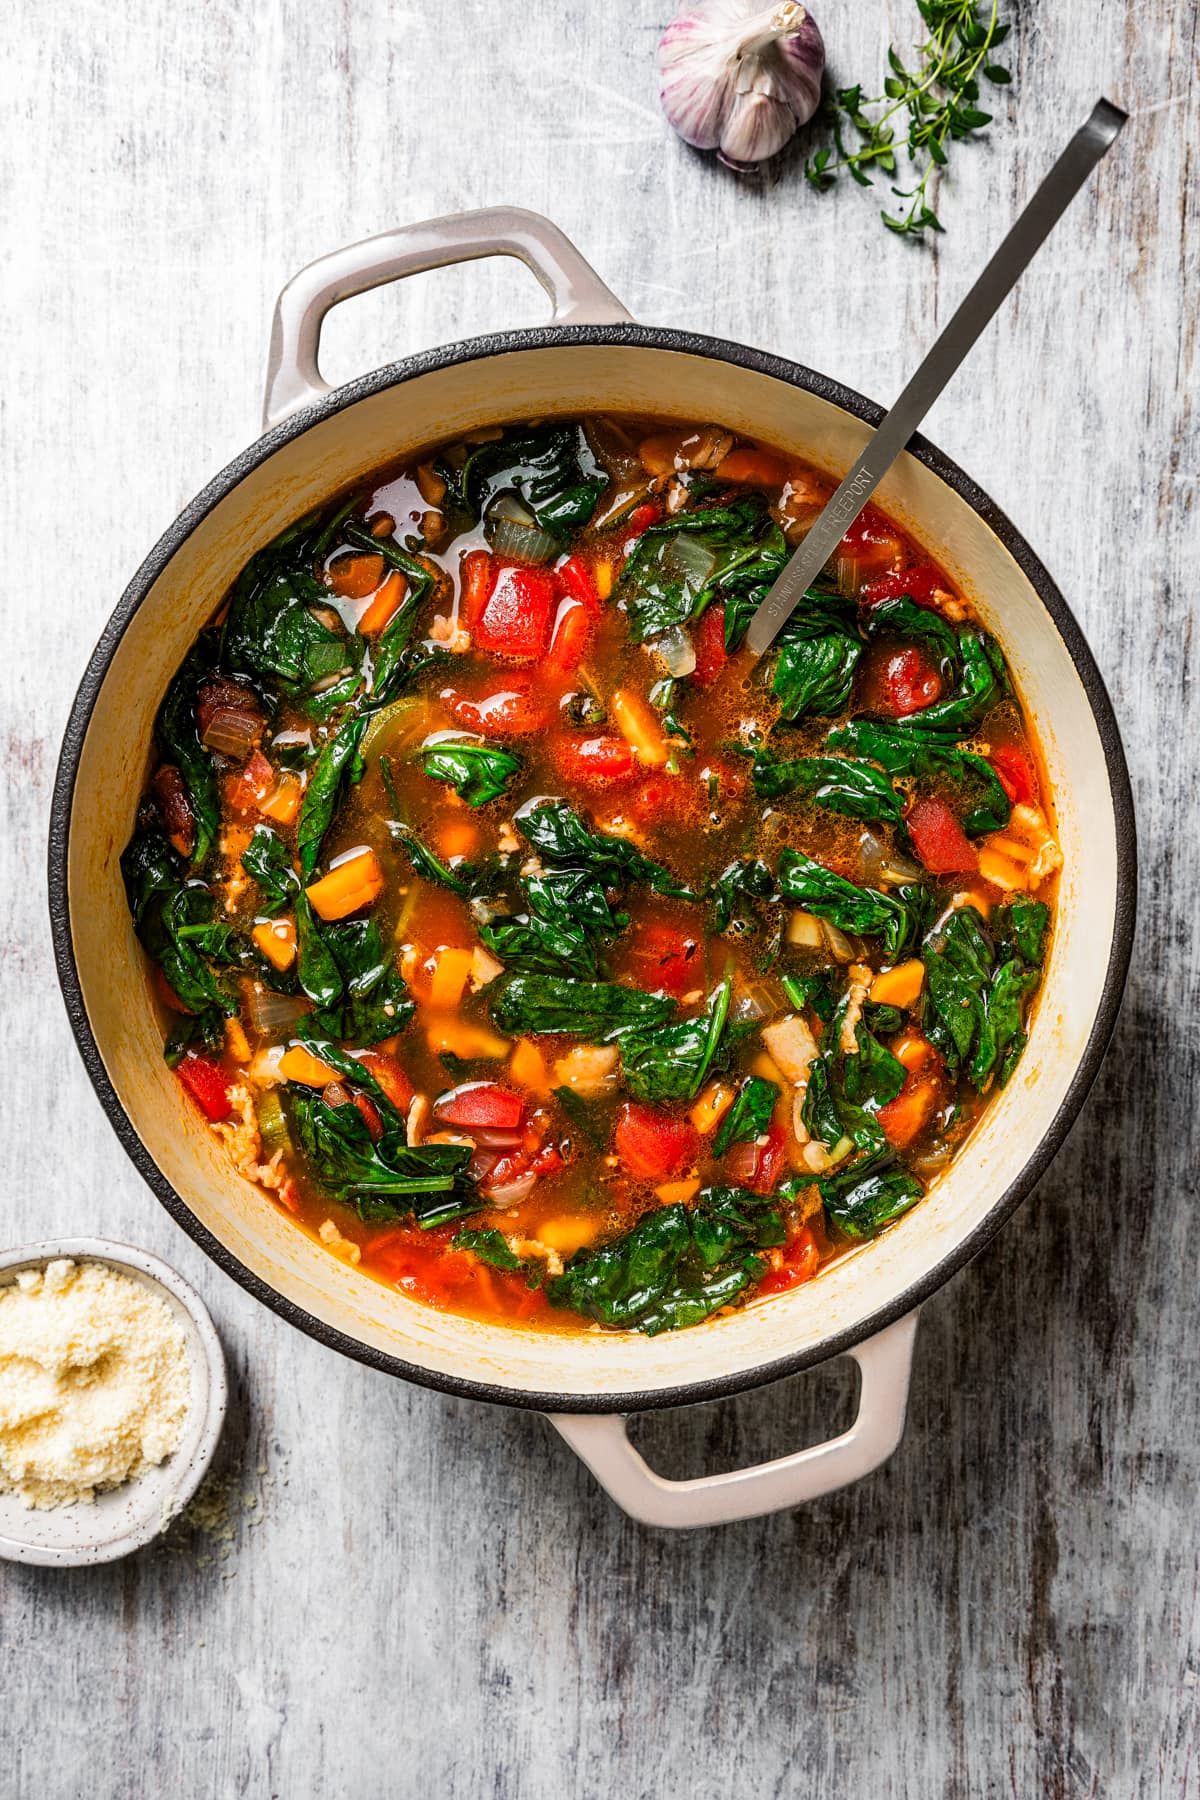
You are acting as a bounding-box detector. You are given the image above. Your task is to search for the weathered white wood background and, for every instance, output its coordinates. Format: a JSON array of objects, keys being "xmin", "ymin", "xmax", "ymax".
[{"xmin": 2, "ymin": 0, "xmax": 1196, "ymax": 1793}]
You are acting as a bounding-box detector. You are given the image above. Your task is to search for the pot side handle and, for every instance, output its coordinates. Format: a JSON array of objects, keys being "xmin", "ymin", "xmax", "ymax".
[
  {"xmin": 263, "ymin": 206, "xmax": 632, "ymax": 430},
  {"xmin": 548, "ymin": 1309, "xmax": 920, "ymax": 1529}
]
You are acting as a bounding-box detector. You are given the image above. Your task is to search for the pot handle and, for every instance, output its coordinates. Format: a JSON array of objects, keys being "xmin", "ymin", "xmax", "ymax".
[
  {"xmin": 549, "ymin": 1309, "xmax": 920, "ymax": 1528},
  {"xmin": 263, "ymin": 206, "xmax": 632, "ymax": 430}
]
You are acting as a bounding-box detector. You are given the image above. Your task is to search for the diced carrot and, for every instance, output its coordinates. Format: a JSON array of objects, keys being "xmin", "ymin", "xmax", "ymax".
[
  {"xmin": 437, "ymin": 817, "xmax": 481, "ymax": 862},
  {"xmin": 536, "ymin": 1215, "xmax": 603, "ymax": 1255},
  {"xmin": 253, "ymin": 917, "xmax": 297, "ymax": 971},
  {"xmin": 358, "ymin": 570, "xmax": 407, "ymax": 636},
  {"xmin": 327, "ymin": 551, "xmax": 384, "ymax": 598},
  {"xmin": 369, "ymin": 512, "xmax": 396, "ymax": 538},
  {"xmin": 654, "ymin": 1178, "xmax": 702, "ymax": 1204},
  {"xmin": 428, "ymin": 945, "xmax": 474, "ymax": 1011},
  {"xmin": 714, "ymin": 447, "xmax": 792, "ymax": 488},
  {"xmin": 978, "ymin": 847, "xmax": 1027, "ymax": 892},
  {"xmin": 510, "ymin": 1037, "xmax": 551, "ymax": 1096},
  {"xmin": 611, "ymin": 688, "xmax": 669, "ymax": 765},
  {"xmin": 638, "ymin": 432, "xmax": 686, "ymax": 476},
  {"xmin": 279, "ymin": 1045, "xmax": 338, "ymax": 1086},
  {"xmin": 870, "ymin": 960, "xmax": 926, "ymax": 1009},
  {"xmin": 425, "ymin": 1017, "xmax": 511, "ymax": 1060},
  {"xmin": 415, "ymin": 463, "xmax": 447, "ymax": 506},
  {"xmin": 305, "ymin": 849, "xmax": 385, "ymax": 921},
  {"xmin": 224, "ymin": 1017, "xmax": 251, "ymax": 1064},
  {"xmin": 593, "ymin": 561, "xmax": 615, "ymax": 600},
  {"xmin": 689, "ymin": 1080, "xmax": 736, "ymax": 1135},
  {"xmin": 260, "ymin": 774, "xmax": 303, "ymax": 827}
]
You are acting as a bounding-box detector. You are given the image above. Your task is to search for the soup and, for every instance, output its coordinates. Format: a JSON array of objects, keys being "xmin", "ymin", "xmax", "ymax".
[{"xmin": 121, "ymin": 416, "xmax": 1060, "ymax": 1335}]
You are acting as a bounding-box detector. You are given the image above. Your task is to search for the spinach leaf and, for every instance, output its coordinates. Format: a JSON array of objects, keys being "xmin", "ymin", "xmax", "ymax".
[
  {"xmin": 241, "ymin": 824, "xmax": 298, "ymax": 914},
  {"xmin": 551, "ymin": 1085, "xmax": 610, "ymax": 1149},
  {"xmin": 885, "ymin": 627, "xmax": 1007, "ymax": 737},
  {"xmin": 296, "ymin": 711, "xmax": 366, "ymax": 879},
  {"xmin": 546, "ymin": 1187, "xmax": 785, "ymax": 1334},
  {"xmin": 481, "ymin": 867, "xmax": 626, "ymax": 979},
  {"xmin": 818, "ymin": 1151, "xmax": 924, "ymax": 1240},
  {"xmin": 420, "ymin": 737, "xmax": 521, "ymax": 808},
  {"xmin": 443, "ymin": 424, "xmax": 605, "ymax": 540},
  {"xmin": 291, "ymin": 1025, "xmax": 404, "ymax": 1120},
  {"xmin": 769, "ymin": 591, "xmax": 862, "ymax": 720},
  {"xmin": 751, "ymin": 750, "xmax": 904, "ymax": 824},
  {"xmin": 827, "ymin": 719, "xmax": 1011, "ymax": 836},
  {"xmin": 222, "ymin": 532, "xmax": 353, "ymax": 700},
  {"xmin": 712, "ymin": 1075, "xmax": 780, "ymax": 1156},
  {"xmin": 120, "ymin": 828, "xmax": 235, "ymax": 1036},
  {"xmin": 778, "ymin": 849, "xmax": 927, "ymax": 961},
  {"xmin": 781, "ymin": 969, "xmax": 837, "ymax": 1022},
  {"xmin": 993, "ymin": 897, "xmax": 1050, "ymax": 966},
  {"xmin": 380, "ymin": 757, "xmax": 502, "ymax": 899},
  {"xmin": 801, "ymin": 1008, "xmax": 905, "ymax": 1159},
  {"xmin": 451, "ymin": 1228, "xmax": 521, "ymax": 1271},
  {"xmin": 286, "ymin": 1089, "xmax": 477, "ymax": 1226},
  {"xmin": 616, "ymin": 974, "xmax": 732, "ymax": 1106},
  {"xmin": 342, "ymin": 523, "xmax": 438, "ymax": 703},
  {"xmin": 710, "ymin": 857, "xmax": 775, "ymax": 935},
  {"xmin": 154, "ymin": 638, "xmax": 221, "ymax": 867},
  {"xmin": 515, "ymin": 797, "xmax": 693, "ymax": 899},
  {"xmin": 294, "ymin": 892, "xmax": 344, "ymax": 1012},
  {"xmin": 616, "ymin": 496, "xmax": 775, "ymax": 643},
  {"xmin": 313, "ymin": 918, "xmax": 414, "ymax": 1044},
  {"xmin": 490, "ymin": 974, "xmax": 674, "ymax": 1039},
  {"xmin": 862, "ymin": 594, "xmax": 963, "ymax": 676},
  {"xmin": 921, "ymin": 904, "xmax": 1041, "ymax": 1089}
]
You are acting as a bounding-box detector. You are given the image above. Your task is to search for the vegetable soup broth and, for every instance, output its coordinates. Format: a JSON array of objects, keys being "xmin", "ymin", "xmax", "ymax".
[{"xmin": 124, "ymin": 417, "xmax": 1059, "ymax": 1336}]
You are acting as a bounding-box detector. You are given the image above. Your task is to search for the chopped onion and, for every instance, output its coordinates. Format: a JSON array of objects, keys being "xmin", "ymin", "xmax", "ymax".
[
  {"xmin": 589, "ymin": 480, "xmax": 653, "ymax": 531},
  {"xmin": 256, "ymin": 1087, "xmax": 291, "ymax": 1156},
  {"xmin": 359, "ymin": 696, "xmax": 423, "ymax": 763},
  {"xmin": 786, "ymin": 909, "xmax": 824, "ymax": 950},
  {"xmin": 465, "ymin": 1127, "xmax": 524, "ymax": 1150},
  {"xmin": 859, "ymin": 828, "xmax": 885, "ymax": 888},
  {"xmin": 485, "ymin": 492, "xmax": 559, "ymax": 564},
  {"xmin": 731, "ymin": 978, "xmax": 776, "ymax": 1022},
  {"xmin": 244, "ymin": 986, "xmax": 312, "ymax": 1040},
  {"xmin": 822, "ymin": 921, "xmax": 856, "ymax": 962},
  {"xmin": 485, "ymin": 1172, "xmax": 538, "ymax": 1209},
  {"xmin": 200, "ymin": 707, "xmax": 260, "ymax": 761},
  {"xmin": 665, "ymin": 534, "xmax": 718, "ymax": 586},
  {"xmin": 584, "ymin": 418, "xmax": 642, "ymax": 481},
  {"xmin": 881, "ymin": 852, "xmax": 923, "ymax": 886},
  {"xmin": 649, "ymin": 625, "xmax": 696, "ymax": 678}
]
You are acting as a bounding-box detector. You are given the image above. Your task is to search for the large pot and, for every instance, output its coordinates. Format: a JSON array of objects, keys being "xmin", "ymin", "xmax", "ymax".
[{"xmin": 49, "ymin": 209, "xmax": 1135, "ymax": 1527}]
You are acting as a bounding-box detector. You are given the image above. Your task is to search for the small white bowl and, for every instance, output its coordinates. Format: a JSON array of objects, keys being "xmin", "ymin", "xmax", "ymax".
[{"xmin": 0, "ymin": 1238, "xmax": 227, "ymax": 1567}]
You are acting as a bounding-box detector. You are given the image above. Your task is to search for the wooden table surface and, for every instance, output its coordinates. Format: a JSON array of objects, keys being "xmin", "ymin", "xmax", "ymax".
[{"xmin": 3, "ymin": 1, "xmax": 1196, "ymax": 1793}]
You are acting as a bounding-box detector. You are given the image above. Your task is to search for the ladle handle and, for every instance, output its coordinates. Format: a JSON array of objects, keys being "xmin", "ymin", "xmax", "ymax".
[{"xmin": 745, "ymin": 97, "xmax": 1128, "ymax": 657}]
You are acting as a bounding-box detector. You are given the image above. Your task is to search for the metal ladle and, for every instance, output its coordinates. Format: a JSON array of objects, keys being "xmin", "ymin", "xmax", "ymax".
[{"xmin": 744, "ymin": 97, "xmax": 1127, "ymax": 658}]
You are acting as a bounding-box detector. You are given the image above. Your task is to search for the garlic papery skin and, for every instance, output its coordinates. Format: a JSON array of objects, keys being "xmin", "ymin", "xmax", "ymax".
[{"xmin": 658, "ymin": 0, "xmax": 825, "ymax": 170}]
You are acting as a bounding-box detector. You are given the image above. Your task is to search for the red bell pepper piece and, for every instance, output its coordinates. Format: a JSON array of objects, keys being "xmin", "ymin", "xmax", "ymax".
[
  {"xmin": 545, "ymin": 598, "xmax": 594, "ymax": 676},
  {"xmin": 459, "ymin": 549, "xmax": 497, "ymax": 630},
  {"xmin": 626, "ymin": 502, "xmax": 662, "ymax": 538},
  {"xmin": 435, "ymin": 1083, "xmax": 527, "ymax": 1131},
  {"xmin": 443, "ymin": 676, "xmax": 550, "ymax": 739},
  {"xmin": 474, "ymin": 564, "xmax": 558, "ymax": 662},
  {"xmin": 613, "ymin": 1103, "xmax": 698, "ymax": 1181},
  {"xmin": 756, "ymin": 1226, "xmax": 821, "ymax": 1296},
  {"xmin": 836, "ymin": 504, "xmax": 905, "ymax": 573},
  {"xmin": 177, "ymin": 1053, "xmax": 232, "ymax": 1123},
  {"xmin": 868, "ymin": 645, "xmax": 943, "ymax": 717},
  {"xmin": 906, "ymin": 798, "xmax": 978, "ymax": 874},
  {"xmin": 861, "ymin": 565, "xmax": 949, "ymax": 608},
  {"xmin": 557, "ymin": 555, "xmax": 602, "ymax": 612},
  {"xmin": 691, "ymin": 604, "xmax": 727, "ymax": 688}
]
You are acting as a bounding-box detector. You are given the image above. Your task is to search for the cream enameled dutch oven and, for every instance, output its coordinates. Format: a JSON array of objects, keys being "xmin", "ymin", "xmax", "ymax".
[{"xmin": 49, "ymin": 209, "xmax": 1135, "ymax": 1527}]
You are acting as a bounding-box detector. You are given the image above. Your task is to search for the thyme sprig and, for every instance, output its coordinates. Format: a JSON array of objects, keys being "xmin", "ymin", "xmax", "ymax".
[{"xmin": 805, "ymin": 0, "xmax": 1013, "ymax": 238}]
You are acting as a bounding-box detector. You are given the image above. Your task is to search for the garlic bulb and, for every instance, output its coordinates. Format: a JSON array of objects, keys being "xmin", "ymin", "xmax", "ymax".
[{"xmin": 658, "ymin": 0, "xmax": 825, "ymax": 171}]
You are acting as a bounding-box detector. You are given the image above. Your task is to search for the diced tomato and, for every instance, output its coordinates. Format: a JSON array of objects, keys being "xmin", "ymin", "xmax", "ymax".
[
  {"xmin": 861, "ymin": 565, "xmax": 949, "ymax": 609},
  {"xmin": 527, "ymin": 1142, "xmax": 565, "ymax": 1178},
  {"xmin": 545, "ymin": 598, "xmax": 594, "ymax": 676},
  {"xmin": 367, "ymin": 1226, "xmax": 550, "ymax": 1321},
  {"xmin": 458, "ymin": 548, "xmax": 497, "ymax": 630},
  {"xmin": 613, "ymin": 1103, "xmax": 698, "ymax": 1182},
  {"xmin": 151, "ymin": 764, "xmax": 195, "ymax": 857},
  {"xmin": 177, "ymin": 1053, "xmax": 232, "ymax": 1123},
  {"xmin": 622, "ymin": 922, "xmax": 702, "ymax": 997},
  {"xmin": 863, "ymin": 644, "xmax": 944, "ymax": 717},
  {"xmin": 906, "ymin": 797, "xmax": 978, "ymax": 875},
  {"xmin": 878, "ymin": 1038, "xmax": 944, "ymax": 1149},
  {"xmin": 443, "ymin": 676, "xmax": 550, "ymax": 739},
  {"xmin": 714, "ymin": 447, "xmax": 792, "ymax": 489},
  {"xmin": 836, "ymin": 504, "xmax": 905, "ymax": 573},
  {"xmin": 557, "ymin": 554, "xmax": 602, "ymax": 612},
  {"xmin": 987, "ymin": 742, "xmax": 1038, "ymax": 806},
  {"xmin": 225, "ymin": 749, "xmax": 275, "ymax": 820},
  {"xmin": 435, "ymin": 1082, "xmax": 527, "ymax": 1131},
  {"xmin": 627, "ymin": 772, "xmax": 691, "ymax": 830},
  {"xmin": 474, "ymin": 564, "xmax": 558, "ymax": 662},
  {"xmin": 724, "ymin": 1118, "xmax": 787, "ymax": 1194},
  {"xmin": 553, "ymin": 733, "xmax": 638, "ymax": 787},
  {"xmin": 356, "ymin": 1051, "xmax": 414, "ymax": 1116},
  {"xmin": 757, "ymin": 1226, "xmax": 821, "ymax": 1296},
  {"xmin": 691, "ymin": 604, "xmax": 727, "ymax": 688},
  {"xmin": 626, "ymin": 502, "xmax": 662, "ymax": 537}
]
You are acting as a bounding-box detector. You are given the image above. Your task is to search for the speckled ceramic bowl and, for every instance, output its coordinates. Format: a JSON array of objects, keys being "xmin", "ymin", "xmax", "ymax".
[
  {"xmin": 0, "ymin": 1239, "xmax": 227, "ymax": 1566},
  {"xmin": 48, "ymin": 210, "xmax": 1135, "ymax": 1525}
]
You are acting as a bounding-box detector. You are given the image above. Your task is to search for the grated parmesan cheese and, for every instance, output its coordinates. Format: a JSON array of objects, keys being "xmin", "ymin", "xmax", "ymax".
[{"xmin": 0, "ymin": 1259, "xmax": 191, "ymax": 1509}]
